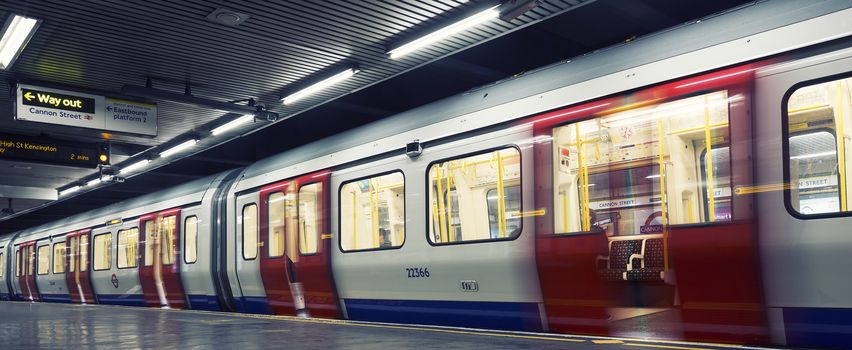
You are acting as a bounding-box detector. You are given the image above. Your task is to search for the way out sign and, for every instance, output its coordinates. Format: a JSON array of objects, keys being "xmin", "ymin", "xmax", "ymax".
[{"xmin": 15, "ymin": 84, "xmax": 158, "ymax": 136}]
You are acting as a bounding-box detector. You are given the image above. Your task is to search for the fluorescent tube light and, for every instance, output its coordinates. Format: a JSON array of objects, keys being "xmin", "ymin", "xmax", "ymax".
[
  {"xmin": 86, "ymin": 178, "xmax": 102, "ymax": 187},
  {"xmin": 59, "ymin": 186, "xmax": 80, "ymax": 196},
  {"xmin": 282, "ymin": 68, "xmax": 358, "ymax": 105},
  {"xmin": 387, "ymin": 6, "xmax": 499, "ymax": 59},
  {"xmin": 160, "ymin": 139, "xmax": 198, "ymax": 158},
  {"xmin": 119, "ymin": 159, "xmax": 150, "ymax": 174},
  {"xmin": 211, "ymin": 114, "xmax": 254, "ymax": 135},
  {"xmin": 791, "ymin": 151, "xmax": 837, "ymax": 160},
  {"xmin": 0, "ymin": 15, "xmax": 40, "ymax": 70}
]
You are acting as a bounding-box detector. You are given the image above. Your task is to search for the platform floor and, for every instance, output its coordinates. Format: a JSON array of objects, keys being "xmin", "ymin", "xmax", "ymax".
[{"xmin": 0, "ymin": 302, "xmax": 774, "ymax": 350}]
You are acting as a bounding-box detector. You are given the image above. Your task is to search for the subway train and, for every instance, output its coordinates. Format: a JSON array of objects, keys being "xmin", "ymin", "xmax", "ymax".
[{"xmin": 2, "ymin": 1, "xmax": 852, "ymax": 348}]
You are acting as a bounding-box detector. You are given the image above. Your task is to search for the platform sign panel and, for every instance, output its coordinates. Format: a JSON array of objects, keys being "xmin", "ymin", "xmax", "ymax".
[
  {"xmin": 104, "ymin": 98, "xmax": 157, "ymax": 135},
  {"xmin": 0, "ymin": 133, "xmax": 99, "ymax": 168},
  {"xmin": 15, "ymin": 84, "xmax": 158, "ymax": 136}
]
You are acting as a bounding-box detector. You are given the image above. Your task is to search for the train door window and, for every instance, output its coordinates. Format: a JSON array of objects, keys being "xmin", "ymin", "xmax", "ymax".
[
  {"xmin": 243, "ymin": 204, "xmax": 259, "ymax": 259},
  {"xmin": 144, "ymin": 221, "xmax": 155, "ymax": 266},
  {"xmin": 69, "ymin": 236, "xmax": 78, "ymax": 272},
  {"xmin": 299, "ymin": 183, "xmax": 321, "ymax": 255},
  {"xmin": 701, "ymin": 146, "xmax": 732, "ymax": 221},
  {"xmin": 37, "ymin": 245, "xmax": 49, "ymax": 275},
  {"xmin": 340, "ymin": 171, "xmax": 405, "ymax": 251},
  {"xmin": 428, "ymin": 147, "xmax": 522, "ymax": 244},
  {"xmin": 53, "ymin": 242, "xmax": 66, "ymax": 273},
  {"xmin": 93, "ymin": 233, "xmax": 112, "ymax": 271},
  {"xmin": 28, "ymin": 245, "xmax": 35, "ymax": 276},
  {"xmin": 184, "ymin": 216, "xmax": 198, "ymax": 264},
  {"xmin": 0, "ymin": 252, "xmax": 3, "ymax": 278},
  {"xmin": 160, "ymin": 216, "xmax": 176, "ymax": 265},
  {"xmin": 15, "ymin": 249, "xmax": 20, "ymax": 277},
  {"xmin": 552, "ymin": 91, "xmax": 733, "ymax": 235},
  {"xmin": 268, "ymin": 193, "xmax": 286, "ymax": 258},
  {"xmin": 785, "ymin": 76, "xmax": 852, "ymax": 216},
  {"xmin": 79, "ymin": 234, "xmax": 89, "ymax": 271},
  {"xmin": 117, "ymin": 228, "xmax": 138, "ymax": 268}
]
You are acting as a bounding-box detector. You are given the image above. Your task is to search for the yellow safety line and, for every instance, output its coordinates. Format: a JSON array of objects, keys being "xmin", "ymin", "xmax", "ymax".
[
  {"xmin": 496, "ymin": 151, "xmax": 507, "ymax": 238},
  {"xmin": 837, "ymin": 80, "xmax": 847, "ymax": 211},
  {"xmin": 657, "ymin": 119, "xmax": 669, "ymax": 272},
  {"xmin": 704, "ymin": 95, "xmax": 716, "ymax": 222}
]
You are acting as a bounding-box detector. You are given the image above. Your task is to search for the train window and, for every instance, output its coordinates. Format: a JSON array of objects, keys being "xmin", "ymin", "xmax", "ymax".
[
  {"xmin": 160, "ymin": 216, "xmax": 177, "ymax": 265},
  {"xmin": 79, "ymin": 234, "xmax": 89, "ymax": 271},
  {"xmin": 340, "ymin": 171, "xmax": 405, "ymax": 251},
  {"xmin": 243, "ymin": 203, "xmax": 259, "ymax": 260},
  {"xmin": 268, "ymin": 192, "xmax": 286, "ymax": 258},
  {"xmin": 93, "ymin": 233, "xmax": 112, "ymax": 271},
  {"xmin": 785, "ymin": 76, "xmax": 852, "ymax": 216},
  {"xmin": 0, "ymin": 252, "xmax": 3, "ymax": 278},
  {"xmin": 184, "ymin": 216, "xmax": 198, "ymax": 264},
  {"xmin": 117, "ymin": 228, "xmax": 138, "ymax": 269},
  {"xmin": 553, "ymin": 91, "xmax": 733, "ymax": 235},
  {"xmin": 299, "ymin": 183, "xmax": 321, "ymax": 255},
  {"xmin": 37, "ymin": 245, "xmax": 49, "ymax": 275},
  {"xmin": 28, "ymin": 246, "xmax": 35, "ymax": 276},
  {"xmin": 69, "ymin": 236, "xmax": 77, "ymax": 272},
  {"xmin": 428, "ymin": 147, "xmax": 522, "ymax": 244},
  {"xmin": 144, "ymin": 221, "xmax": 154, "ymax": 266},
  {"xmin": 53, "ymin": 242, "xmax": 66, "ymax": 274},
  {"xmin": 15, "ymin": 250, "xmax": 20, "ymax": 277}
]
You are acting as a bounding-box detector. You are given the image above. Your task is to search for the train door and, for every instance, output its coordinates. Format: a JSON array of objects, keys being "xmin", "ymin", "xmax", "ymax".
[
  {"xmin": 138, "ymin": 208, "xmax": 187, "ymax": 308},
  {"xmin": 534, "ymin": 66, "xmax": 766, "ymax": 343},
  {"xmin": 292, "ymin": 170, "xmax": 338, "ymax": 318},
  {"xmin": 258, "ymin": 180, "xmax": 297, "ymax": 315},
  {"xmin": 234, "ymin": 193, "xmax": 270, "ymax": 313},
  {"xmin": 17, "ymin": 242, "xmax": 39, "ymax": 301},
  {"xmin": 65, "ymin": 230, "xmax": 97, "ymax": 304}
]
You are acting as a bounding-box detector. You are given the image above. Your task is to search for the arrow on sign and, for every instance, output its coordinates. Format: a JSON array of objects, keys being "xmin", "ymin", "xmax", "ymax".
[
  {"xmin": 106, "ymin": 106, "xmax": 112, "ymax": 112},
  {"xmin": 24, "ymin": 91, "xmax": 33, "ymax": 101}
]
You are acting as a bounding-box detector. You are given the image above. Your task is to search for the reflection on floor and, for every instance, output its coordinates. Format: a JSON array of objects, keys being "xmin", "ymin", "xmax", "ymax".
[{"xmin": 608, "ymin": 307, "xmax": 684, "ymax": 340}]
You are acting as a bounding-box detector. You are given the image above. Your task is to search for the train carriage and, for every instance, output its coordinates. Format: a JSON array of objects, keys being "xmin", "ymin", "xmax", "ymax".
[{"xmin": 2, "ymin": 1, "xmax": 852, "ymax": 348}]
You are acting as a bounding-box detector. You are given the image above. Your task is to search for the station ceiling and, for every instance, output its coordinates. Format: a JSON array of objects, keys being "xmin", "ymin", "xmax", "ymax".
[{"xmin": 0, "ymin": 0, "xmax": 751, "ymax": 234}]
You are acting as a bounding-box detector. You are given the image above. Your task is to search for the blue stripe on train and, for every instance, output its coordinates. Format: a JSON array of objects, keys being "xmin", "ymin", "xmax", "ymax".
[
  {"xmin": 187, "ymin": 295, "xmax": 221, "ymax": 311},
  {"xmin": 233, "ymin": 296, "xmax": 272, "ymax": 314},
  {"xmin": 784, "ymin": 307, "xmax": 852, "ymax": 349},
  {"xmin": 97, "ymin": 294, "xmax": 147, "ymax": 307},
  {"xmin": 344, "ymin": 299, "xmax": 543, "ymax": 332},
  {"xmin": 41, "ymin": 294, "xmax": 73, "ymax": 303}
]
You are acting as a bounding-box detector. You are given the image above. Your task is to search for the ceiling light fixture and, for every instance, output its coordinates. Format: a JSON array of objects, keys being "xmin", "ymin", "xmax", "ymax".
[
  {"xmin": 59, "ymin": 186, "xmax": 80, "ymax": 196},
  {"xmin": 0, "ymin": 14, "xmax": 40, "ymax": 70},
  {"xmin": 282, "ymin": 67, "xmax": 359, "ymax": 105},
  {"xmin": 211, "ymin": 114, "xmax": 254, "ymax": 135},
  {"xmin": 387, "ymin": 6, "xmax": 499, "ymax": 59},
  {"xmin": 118, "ymin": 159, "xmax": 151, "ymax": 174},
  {"xmin": 86, "ymin": 178, "xmax": 102, "ymax": 187},
  {"xmin": 160, "ymin": 139, "xmax": 198, "ymax": 158}
]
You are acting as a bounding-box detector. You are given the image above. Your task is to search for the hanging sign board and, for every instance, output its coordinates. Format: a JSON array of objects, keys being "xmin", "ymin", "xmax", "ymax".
[
  {"xmin": 15, "ymin": 84, "xmax": 158, "ymax": 136},
  {"xmin": 0, "ymin": 133, "xmax": 99, "ymax": 168}
]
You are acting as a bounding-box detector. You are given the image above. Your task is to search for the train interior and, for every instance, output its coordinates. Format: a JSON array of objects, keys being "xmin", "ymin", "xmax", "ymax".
[
  {"xmin": 786, "ymin": 77, "xmax": 852, "ymax": 215},
  {"xmin": 340, "ymin": 172, "xmax": 405, "ymax": 251},
  {"xmin": 552, "ymin": 91, "xmax": 733, "ymax": 338},
  {"xmin": 428, "ymin": 148, "xmax": 522, "ymax": 244}
]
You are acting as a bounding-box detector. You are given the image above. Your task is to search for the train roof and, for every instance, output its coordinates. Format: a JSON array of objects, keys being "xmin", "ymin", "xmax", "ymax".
[
  {"xmin": 236, "ymin": 0, "xmax": 851, "ymax": 190},
  {"xmin": 8, "ymin": 172, "xmax": 231, "ymax": 242}
]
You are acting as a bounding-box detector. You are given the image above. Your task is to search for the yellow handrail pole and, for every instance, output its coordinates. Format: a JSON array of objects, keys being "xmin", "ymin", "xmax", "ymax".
[
  {"xmin": 351, "ymin": 192, "xmax": 357, "ymax": 249},
  {"xmin": 434, "ymin": 165, "xmax": 448, "ymax": 243},
  {"xmin": 837, "ymin": 81, "xmax": 847, "ymax": 211},
  {"xmin": 657, "ymin": 119, "xmax": 670, "ymax": 272},
  {"xmin": 562, "ymin": 190, "xmax": 569, "ymax": 232},
  {"xmin": 582, "ymin": 142, "xmax": 591, "ymax": 230},
  {"xmin": 446, "ymin": 172, "xmax": 454, "ymax": 239},
  {"xmin": 496, "ymin": 151, "xmax": 507, "ymax": 238},
  {"xmin": 574, "ymin": 124, "xmax": 588, "ymax": 231},
  {"xmin": 431, "ymin": 202, "xmax": 441, "ymax": 241},
  {"xmin": 704, "ymin": 95, "xmax": 716, "ymax": 222},
  {"xmin": 370, "ymin": 179, "xmax": 379, "ymax": 248}
]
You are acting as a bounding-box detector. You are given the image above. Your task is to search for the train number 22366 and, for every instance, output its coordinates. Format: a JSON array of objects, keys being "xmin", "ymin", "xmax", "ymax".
[{"xmin": 405, "ymin": 267, "xmax": 430, "ymax": 278}]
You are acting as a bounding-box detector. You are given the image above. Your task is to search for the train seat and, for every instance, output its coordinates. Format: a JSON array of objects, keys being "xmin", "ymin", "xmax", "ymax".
[
  {"xmin": 597, "ymin": 239, "xmax": 643, "ymax": 281},
  {"xmin": 625, "ymin": 238, "xmax": 665, "ymax": 282}
]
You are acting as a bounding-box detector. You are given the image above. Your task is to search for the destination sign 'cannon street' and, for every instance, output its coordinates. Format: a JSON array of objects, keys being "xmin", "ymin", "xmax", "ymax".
[
  {"xmin": 15, "ymin": 84, "xmax": 158, "ymax": 136},
  {"xmin": 0, "ymin": 133, "xmax": 99, "ymax": 168}
]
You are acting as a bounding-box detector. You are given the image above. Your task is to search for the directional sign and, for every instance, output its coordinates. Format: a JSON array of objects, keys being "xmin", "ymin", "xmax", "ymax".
[
  {"xmin": 0, "ymin": 133, "xmax": 99, "ymax": 168},
  {"xmin": 15, "ymin": 84, "xmax": 158, "ymax": 136}
]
